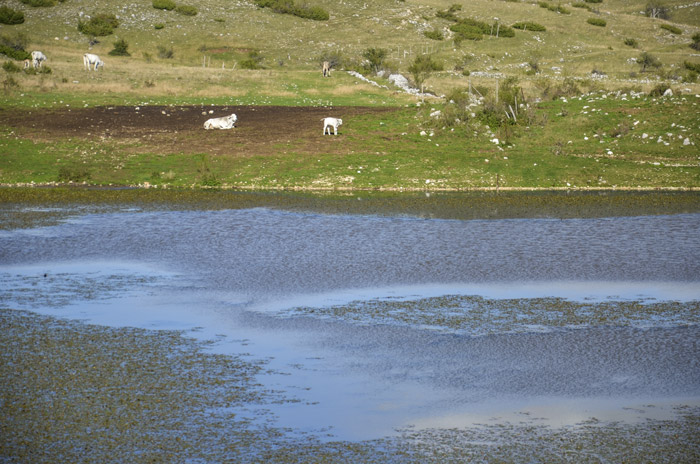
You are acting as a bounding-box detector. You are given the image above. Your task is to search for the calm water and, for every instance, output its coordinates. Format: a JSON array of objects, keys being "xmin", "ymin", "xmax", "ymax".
[{"xmin": 1, "ymin": 195, "xmax": 699, "ymax": 440}]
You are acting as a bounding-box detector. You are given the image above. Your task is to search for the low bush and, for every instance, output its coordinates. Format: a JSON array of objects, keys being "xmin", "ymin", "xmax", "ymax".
[
  {"xmin": 255, "ymin": 0, "xmax": 329, "ymax": 21},
  {"xmin": 648, "ymin": 83, "xmax": 670, "ymax": 96},
  {"xmin": 362, "ymin": 47, "xmax": 387, "ymax": 74},
  {"xmin": 587, "ymin": 17, "xmax": 606, "ymax": 27},
  {"xmin": 19, "ymin": 0, "xmax": 61, "ymax": 6},
  {"xmin": 2, "ymin": 61, "xmax": 22, "ymax": 73},
  {"xmin": 584, "ymin": 0, "xmax": 603, "ymax": 3},
  {"xmin": 157, "ymin": 45, "xmax": 174, "ymax": 59},
  {"xmin": 684, "ymin": 61, "xmax": 700, "ymax": 73},
  {"xmin": 154, "ymin": 23, "xmax": 165, "ymax": 30},
  {"xmin": 623, "ymin": 38, "xmax": 638, "ymax": 48},
  {"xmin": 175, "ymin": 5, "xmax": 198, "ymax": 16},
  {"xmin": 239, "ymin": 50, "xmax": 264, "ymax": 69},
  {"xmin": 78, "ymin": 13, "xmax": 119, "ymax": 37},
  {"xmin": 539, "ymin": 1, "xmax": 570, "ymax": 14},
  {"xmin": 0, "ymin": 6, "xmax": 25, "ymax": 25},
  {"xmin": 24, "ymin": 65, "xmax": 52, "ymax": 75},
  {"xmin": 638, "ymin": 51, "xmax": 662, "ymax": 72},
  {"xmin": 436, "ymin": 4, "xmax": 461, "ymax": 21},
  {"xmin": 152, "ymin": 0, "xmax": 176, "ymax": 10},
  {"xmin": 572, "ymin": 2, "xmax": 591, "ymax": 9},
  {"xmin": 424, "ymin": 30, "xmax": 444, "ymax": 40},
  {"xmin": 660, "ymin": 24, "xmax": 682, "ymax": 35},
  {"xmin": 645, "ymin": 1, "xmax": 669, "ymax": 19},
  {"xmin": 512, "ymin": 21, "xmax": 546, "ymax": 31},
  {"xmin": 109, "ymin": 38, "xmax": 130, "ymax": 56},
  {"xmin": 451, "ymin": 18, "xmax": 489, "ymax": 42},
  {"xmin": 0, "ymin": 44, "xmax": 31, "ymax": 61},
  {"xmin": 692, "ymin": 33, "xmax": 700, "ymax": 51},
  {"xmin": 58, "ymin": 165, "xmax": 91, "ymax": 183}
]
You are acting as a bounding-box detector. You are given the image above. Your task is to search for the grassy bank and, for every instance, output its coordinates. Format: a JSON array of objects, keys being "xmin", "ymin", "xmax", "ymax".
[{"xmin": 1, "ymin": 89, "xmax": 698, "ymax": 190}]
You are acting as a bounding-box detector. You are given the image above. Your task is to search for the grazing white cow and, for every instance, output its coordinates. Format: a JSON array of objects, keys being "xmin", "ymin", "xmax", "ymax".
[
  {"xmin": 31, "ymin": 51, "xmax": 47, "ymax": 68},
  {"xmin": 203, "ymin": 113, "xmax": 238, "ymax": 130},
  {"xmin": 83, "ymin": 53, "xmax": 104, "ymax": 71},
  {"xmin": 322, "ymin": 117, "xmax": 342, "ymax": 135}
]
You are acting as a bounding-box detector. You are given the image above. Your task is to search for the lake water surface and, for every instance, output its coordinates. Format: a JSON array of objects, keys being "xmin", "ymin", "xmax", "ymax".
[{"xmin": 1, "ymin": 191, "xmax": 699, "ymax": 443}]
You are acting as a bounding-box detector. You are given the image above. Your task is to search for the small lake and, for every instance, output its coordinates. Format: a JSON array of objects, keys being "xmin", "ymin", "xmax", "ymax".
[{"xmin": 1, "ymin": 190, "xmax": 699, "ymax": 444}]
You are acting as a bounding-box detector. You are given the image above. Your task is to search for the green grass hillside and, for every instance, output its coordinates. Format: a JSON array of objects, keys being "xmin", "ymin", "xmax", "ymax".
[
  {"xmin": 2, "ymin": 0, "xmax": 699, "ymax": 99},
  {"xmin": 1, "ymin": 0, "xmax": 698, "ymax": 190}
]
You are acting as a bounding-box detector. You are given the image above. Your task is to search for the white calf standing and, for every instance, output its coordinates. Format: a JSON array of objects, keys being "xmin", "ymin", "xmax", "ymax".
[
  {"xmin": 204, "ymin": 113, "xmax": 238, "ymax": 130},
  {"xmin": 322, "ymin": 117, "xmax": 342, "ymax": 135},
  {"xmin": 322, "ymin": 61, "xmax": 331, "ymax": 77},
  {"xmin": 31, "ymin": 51, "xmax": 47, "ymax": 68},
  {"xmin": 83, "ymin": 53, "xmax": 104, "ymax": 71}
]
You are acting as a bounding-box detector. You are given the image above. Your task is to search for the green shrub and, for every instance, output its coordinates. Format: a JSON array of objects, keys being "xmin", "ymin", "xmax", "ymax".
[
  {"xmin": 638, "ymin": 51, "xmax": 661, "ymax": 72},
  {"xmin": 407, "ymin": 54, "xmax": 443, "ymax": 91},
  {"xmin": 648, "ymin": 83, "xmax": 670, "ymax": 96},
  {"xmin": 424, "ymin": 30, "xmax": 444, "ymax": 40},
  {"xmin": 495, "ymin": 24, "xmax": 516, "ymax": 37},
  {"xmin": 539, "ymin": 1, "xmax": 570, "ymax": 13},
  {"xmin": 584, "ymin": 0, "xmax": 602, "ymax": 3},
  {"xmin": 175, "ymin": 5, "xmax": 198, "ymax": 16},
  {"xmin": 684, "ymin": 61, "xmax": 700, "ymax": 73},
  {"xmin": 623, "ymin": 37, "xmax": 638, "ymax": 48},
  {"xmin": 239, "ymin": 50, "xmax": 264, "ymax": 69},
  {"xmin": 512, "ymin": 21, "xmax": 546, "ymax": 32},
  {"xmin": 154, "ymin": 23, "xmax": 165, "ymax": 29},
  {"xmin": 2, "ymin": 61, "xmax": 22, "ymax": 73},
  {"xmin": 109, "ymin": 38, "xmax": 130, "ymax": 56},
  {"xmin": 0, "ymin": 44, "xmax": 31, "ymax": 61},
  {"xmin": 660, "ymin": 24, "xmax": 682, "ymax": 35},
  {"xmin": 692, "ymin": 33, "xmax": 700, "ymax": 51},
  {"xmin": 152, "ymin": 0, "xmax": 176, "ymax": 10},
  {"xmin": 645, "ymin": 1, "xmax": 669, "ymax": 19},
  {"xmin": 451, "ymin": 23, "xmax": 484, "ymax": 43},
  {"xmin": 78, "ymin": 13, "xmax": 119, "ymax": 37},
  {"xmin": 157, "ymin": 45, "xmax": 174, "ymax": 59},
  {"xmin": 436, "ymin": 4, "xmax": 461, "ymax": 21},
  {"xmin": 572, "ymin": 2, "xmax": 591, "ymax": 9},
  {"xmin": 362, "ymin": 47, "xmax": 387, "ymax": 74},
  {"xmin": 0, "ymin": 6, "xmax": 25, "ymax": 25},
  {"xmin": 19, "ymin": 0, "xmax": 59, "ymax": 6},
  {"xmin": 587, "ymin": 17, "xmax": 606, "ymax": 27},
  {"xmin": 254, "ymin": 0, "xmax": 329, "ymax": 21},
  {"xmin": 451, "ymin": 18, "xmax": 489, "ymax": 42},
  {"xmin": 57, "ymin": 165, "xmax": 91, "ymax": 183},
  {"xmin": 24, "ymin": 65, "xmax": 51, "ymax": 75}
]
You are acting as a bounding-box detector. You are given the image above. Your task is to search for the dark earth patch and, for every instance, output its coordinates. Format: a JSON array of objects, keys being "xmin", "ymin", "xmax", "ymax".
[{"xmin": 0, "ymin": 105, "xmax": 398, "ymax": 157}]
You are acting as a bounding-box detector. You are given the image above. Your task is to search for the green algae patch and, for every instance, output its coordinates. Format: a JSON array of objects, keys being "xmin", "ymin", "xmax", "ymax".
[
  {"xmin": 286, "ymin": 295, "xmax": 700, "ymax": 336},
  {"xmin": 2, "ymin": 310, "xmax": 699, "ymax": 462}
]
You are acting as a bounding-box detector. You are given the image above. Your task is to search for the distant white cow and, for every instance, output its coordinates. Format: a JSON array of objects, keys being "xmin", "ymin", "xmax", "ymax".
[
  {"xmin": 322, "ymin": 117, "xmax": 342, "ymax": 135},
  {"xmin": 31, "ymin": 51, "xmax": 47, "ymax": 69},
  {"xmin": 204, "ymin": 113, "xmax": 238, "ymax": 130},
  {"xmin": 322, "ymin": 61, "xmax": 331, "ymax": 77},
  {"xmin": 83, "ymin": 53, "xmax": 104, "ymax": 71}
]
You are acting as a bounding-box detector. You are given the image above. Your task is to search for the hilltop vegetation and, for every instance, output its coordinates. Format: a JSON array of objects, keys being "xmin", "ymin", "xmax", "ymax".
[
  {"xmin": 0, "ymin": 0, "xmax": 699, "ymax": 190},
  {"xmin": 1, "ymin": 0, "xmax": 699, "ymax": 92}
]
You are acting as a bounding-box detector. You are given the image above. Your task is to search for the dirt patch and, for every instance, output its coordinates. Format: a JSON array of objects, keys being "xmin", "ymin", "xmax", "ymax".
[{"xmin": 0, "ymin": 105, "xmax": 398, "ymax": 157}]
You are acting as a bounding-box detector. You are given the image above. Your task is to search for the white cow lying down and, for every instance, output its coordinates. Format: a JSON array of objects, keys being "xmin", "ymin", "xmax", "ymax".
[
  {"xmin": 322, "ymin": 117, "xmax": 342, "ymax": 135},
  {"xmin": 204, "ymin": 113, "xmax": 237, "ymax": 130},
  {"xmin": 83, "ymin": 53, "xmax": 104, "ymax": 71}
]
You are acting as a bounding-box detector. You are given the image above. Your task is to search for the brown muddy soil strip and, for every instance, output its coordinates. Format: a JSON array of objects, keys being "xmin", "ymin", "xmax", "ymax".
[{"xmin": 0, "ymin": 105, "xmax": 398, "ymax": 157}]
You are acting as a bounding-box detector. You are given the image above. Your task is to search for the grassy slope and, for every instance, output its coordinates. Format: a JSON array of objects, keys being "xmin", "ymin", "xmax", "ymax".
[{"xmin": 1, "ymin": 0, "xmax": 699, "ymax": 190}]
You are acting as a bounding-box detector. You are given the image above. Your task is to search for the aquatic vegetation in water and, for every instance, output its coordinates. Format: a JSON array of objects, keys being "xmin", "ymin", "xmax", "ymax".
[{"xmin": 286, "ymin": 295, "xmax": 700, "ymax": 336}]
